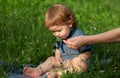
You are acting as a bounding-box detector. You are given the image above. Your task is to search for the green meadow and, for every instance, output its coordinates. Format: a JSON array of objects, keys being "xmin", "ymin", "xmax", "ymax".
[{"xmin": 0, "ymin": 0, "xmax": 120, "ymax": 78}]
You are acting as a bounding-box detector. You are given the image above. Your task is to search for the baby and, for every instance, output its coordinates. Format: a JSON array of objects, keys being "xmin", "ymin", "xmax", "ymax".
[{"xmin": 23, "ymin": 4, "xmax": 92, "ymax": 78}]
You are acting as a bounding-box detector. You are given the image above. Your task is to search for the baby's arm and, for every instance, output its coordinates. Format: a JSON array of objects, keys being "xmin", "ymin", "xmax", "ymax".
[{"xmin": 55, "ymin": 49, "xmax": 64, "ymax": 64}]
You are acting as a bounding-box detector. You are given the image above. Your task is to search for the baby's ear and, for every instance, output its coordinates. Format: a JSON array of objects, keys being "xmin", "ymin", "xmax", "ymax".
[{"xmin": 69, "ymin": 24, "xmax": 73, "ymax": 27}]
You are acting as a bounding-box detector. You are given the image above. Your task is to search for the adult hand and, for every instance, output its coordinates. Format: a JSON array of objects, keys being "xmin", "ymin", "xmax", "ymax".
[{"xmin": 63, "ymin": 36, "xmax": 87, "ymax": 49}]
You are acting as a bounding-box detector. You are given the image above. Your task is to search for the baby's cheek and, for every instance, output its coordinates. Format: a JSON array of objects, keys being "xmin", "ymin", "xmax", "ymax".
[{"xmin": 64, "ymin": 33, "xmax": 69, "ymax": 38}]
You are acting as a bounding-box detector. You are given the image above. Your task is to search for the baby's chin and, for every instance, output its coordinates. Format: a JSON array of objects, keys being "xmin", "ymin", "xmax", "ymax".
[
  {"xmin": 62, "ymin": 38, "xmax": 67, "ymax": 40},
  {"xmin": 56, "ymin": 37, "xmax": 66, "ymax": 41},
  {"xmin": 62, "ymin": 36, "xmax": 69, "ymax": 40},
  {"xmin": 61, "ymin": 37, "xmax": 67, "ymax": 40},
  {"xmin": 56, "ymin": 35, "xmax": 69, "ymax": 40}
]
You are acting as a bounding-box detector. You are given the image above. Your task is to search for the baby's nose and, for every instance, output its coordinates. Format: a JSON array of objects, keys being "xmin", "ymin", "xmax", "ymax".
[{"xmin": 55, "ymin": 32, "xmax": 60, "ymax": 36}]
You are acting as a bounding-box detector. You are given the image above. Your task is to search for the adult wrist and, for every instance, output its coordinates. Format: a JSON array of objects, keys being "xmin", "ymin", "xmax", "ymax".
[{"xmin": 83, "ymin": 36, "xmax": 90, "ymax": 45}]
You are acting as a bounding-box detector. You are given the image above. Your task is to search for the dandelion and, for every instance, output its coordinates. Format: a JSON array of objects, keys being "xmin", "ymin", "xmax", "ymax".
[
  {"xmin": 21, "ymin": 50, "xmax": 25, "ymax": 55},
  {"xmin": 25, "ymin": 36, "xmax": 27, "ymax": 39},
  {"xmin": 29, "ymin": 42, "xmax": 32, "ymax": 45},
  {"xmin": 27, "ymin": 57, "xmax": 31, "ymax": 62},
  {"xmin": 44, "ymin": 43, "xmax": 47, "ymax": 47},
  {"xmin": 16, "ymin": 58, "xmax": 19, "ymax": 62},
  {"xmin": 36, "ymin": 40, "xmax": 39, "ymax": 43},
  {"xmin": 107, "ymin": 48, "xmax": 109, "ymax": 52},
  {"xmin": 94, "ymin": 27, "xmax": 96, "ymax": 30}
]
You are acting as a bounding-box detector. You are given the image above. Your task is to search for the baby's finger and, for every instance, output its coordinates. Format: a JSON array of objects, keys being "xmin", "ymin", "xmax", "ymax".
[
  {"xmin": 46, "ymin": 72, "xmax": 50, "ymax": 75},
  {"xmin": 59, "ymin": 58, "xmax": 63, "ymax": 63}
]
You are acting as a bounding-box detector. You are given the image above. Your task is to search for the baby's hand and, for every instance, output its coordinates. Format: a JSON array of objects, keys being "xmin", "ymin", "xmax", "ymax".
[{"xmin": 46, "ymin": 72, "xmax": 58, "ymax": 78}]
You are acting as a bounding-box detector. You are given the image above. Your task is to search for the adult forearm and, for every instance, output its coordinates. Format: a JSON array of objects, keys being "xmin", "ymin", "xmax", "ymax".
[{"xmin": 86, "ymin": 28, "xmax": 120, "ymax": 45}]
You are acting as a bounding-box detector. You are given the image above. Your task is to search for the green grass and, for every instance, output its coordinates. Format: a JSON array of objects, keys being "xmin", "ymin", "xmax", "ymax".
[{"xmin": 0, "ymin": 0, "xmax": 120, "ymax": 78}]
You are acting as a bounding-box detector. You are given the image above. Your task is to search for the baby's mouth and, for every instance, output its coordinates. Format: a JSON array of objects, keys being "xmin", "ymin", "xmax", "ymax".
[
  {"xmin": 57, "ymin": 36, "xmax": 67, "ymax": 40},
  {"xmin": 56, "ymin": 37, "xmax": 62, "ymax": 41}
]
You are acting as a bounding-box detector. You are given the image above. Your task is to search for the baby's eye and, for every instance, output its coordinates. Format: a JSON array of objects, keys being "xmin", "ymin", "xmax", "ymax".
[
  {"xmin": 52, "ymin": 30, "xmax": 61, "ymax": 33},
  {"xmin": 57, "ymin": 30, "xmax": 61, "ymax": 32}
]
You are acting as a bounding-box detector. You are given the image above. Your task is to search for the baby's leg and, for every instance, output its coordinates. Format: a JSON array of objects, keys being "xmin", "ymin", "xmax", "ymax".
[
  {"xmin": 46, "ymin": 59, "xmax": 88, "ymax": 78},
  {"xmin": 46, "ymin": 67, "xmax": 76, "ymax": 78},
  {"xmin": 74, "ymin": 51, "xmax": 91, "ymax": 72},
  {"xmin": 72, "ymin": 58, "xmax": 87, "ymax": 72},
  {"xmin": 23, "ymin": 67, "xmax": 42, "ymax": 77},
  {"xmin": 47, "ymin": 72, "xmax": 58, "ymax": 78},
  {"xmin": 46, "ymin": 69, "xmax": 64, "ymax": 78},
  {"xmin": 46, "ymin": 52, "xmax": 91, "ymax": 78},
  {"xmin": 64, "ymin": 52, "xmax": 91, "ymax": 72},
  {"xmin": 23, "ymin": 56, "xmax": 62, "ymax": 77}
]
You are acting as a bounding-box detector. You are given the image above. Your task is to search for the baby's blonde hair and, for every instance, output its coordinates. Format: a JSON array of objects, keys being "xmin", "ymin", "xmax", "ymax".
[{"xmin": 45, "ymin": 4, "xmax": 77, "ymax": 28}]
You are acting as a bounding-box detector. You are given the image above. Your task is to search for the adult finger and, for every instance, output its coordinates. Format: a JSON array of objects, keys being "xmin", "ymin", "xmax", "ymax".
[{"xmin": 63, "ymin": 40, "xmax": 73, "ymax": 46}]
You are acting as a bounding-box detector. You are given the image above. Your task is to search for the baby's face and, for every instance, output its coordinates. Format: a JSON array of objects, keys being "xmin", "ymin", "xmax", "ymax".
[{"xmin": 49, "ymin": 25, "xmax": 72, "ymax": 39}]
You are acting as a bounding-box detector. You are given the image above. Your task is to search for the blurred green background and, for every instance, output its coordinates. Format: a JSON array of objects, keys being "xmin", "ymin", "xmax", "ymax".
[{"xmin": 0, "ymin": 0, "xmax": 120, "ymax": 77}]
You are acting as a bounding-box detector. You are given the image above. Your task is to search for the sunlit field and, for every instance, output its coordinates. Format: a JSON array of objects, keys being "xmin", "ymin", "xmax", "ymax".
[{"xmin": 0, "ymin": 0, "xmax": 120, "ymax": 78}]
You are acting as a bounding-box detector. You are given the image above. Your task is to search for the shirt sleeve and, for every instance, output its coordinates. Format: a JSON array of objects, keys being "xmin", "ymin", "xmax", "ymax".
[
  {"xmin": 55, "ymin": 41, "xmax": 61, "ymax": 49},
  {"xmin": 79, "ymin": 45, "xmax": 92, "ymax": 53}
]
